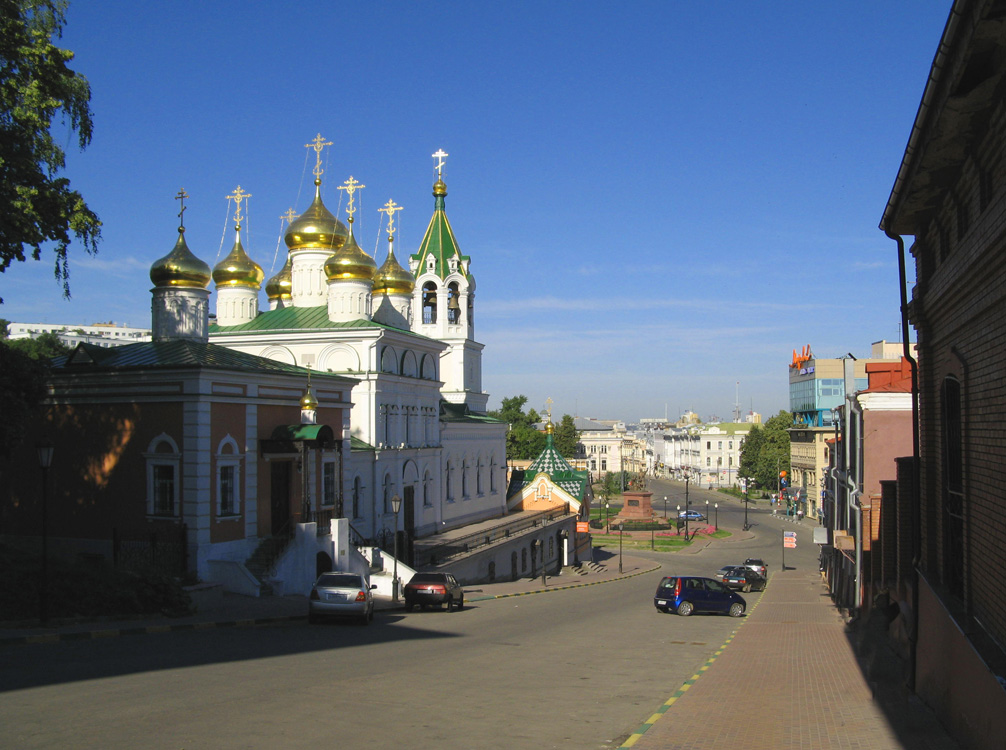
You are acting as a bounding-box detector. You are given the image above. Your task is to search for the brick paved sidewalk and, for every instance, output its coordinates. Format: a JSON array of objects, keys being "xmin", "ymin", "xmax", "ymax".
[{"xmin": 624, "ymin": 567, "xmax": 959, "ymax": 750}]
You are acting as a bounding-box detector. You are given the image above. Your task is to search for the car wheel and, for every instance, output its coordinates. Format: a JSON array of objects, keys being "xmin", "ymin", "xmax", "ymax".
[
  {"xmin": 446, "ymin": 596, "xmax": 455, "ymax": 612},
  {"xmin": 457, "ymin": 595, "xmax": 464, "ymax": 611},
  {"xmin": 728, "ymin": 602, "xmax": 744, "ymax": 617},
  {"xmin": 677, "ymin": 601, "xmax": 694, "ymax": 617}
]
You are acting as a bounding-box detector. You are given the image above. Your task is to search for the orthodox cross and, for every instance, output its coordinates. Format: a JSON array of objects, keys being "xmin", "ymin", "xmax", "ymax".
[
  {"xmin": 432, "ymin": 148, "xmax": 449, "ymax": 178},
  {"xmin": 280, "ymin": 207, "xmax": 297, "ymax": 227},
  {"xmin": 379, "ymin": 199, "xmax": 403, "ymax": 239},
  {"xmin": 338, "ymin": 176, "xmax": 365, "ymax": 221},
  {"xmin": 227, "ymin": 185, "xmax": 251, "ymax": 227},
  {"xmin": 175, "ymin": 188, "xmax": 189, "ymax": 229},
  {"xmin": 545, "ymin": 396, "xmax": 553, "ymax": 424},
  {"xmin": 306, "ymin": 133, "xmax": 333, "ymax": 180}
]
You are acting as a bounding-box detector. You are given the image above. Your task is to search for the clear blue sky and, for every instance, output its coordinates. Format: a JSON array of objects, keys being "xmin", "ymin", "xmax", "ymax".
[{"xmin": 0, "ymin": 1, "xmax": 950, "ymax": 423}]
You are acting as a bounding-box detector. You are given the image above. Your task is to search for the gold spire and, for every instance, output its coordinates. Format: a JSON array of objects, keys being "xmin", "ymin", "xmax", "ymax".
[
  {"xmin": 150, "ymin": 189, "xmax": 212, "ymax": 288},
  {"xmin": 373, "ymin": 199, "xmax": 414, "ymax": 296},
  {"xmin": 213, "ymin": 186, "xmax": 264, "ymax": 288},
  {"xmin": 300, "ymin": 366, "xmax": 319, "ymax": 410},
  {"xmin": 285, "ymin": 136, "xmax": 348, "ymax": 252}
]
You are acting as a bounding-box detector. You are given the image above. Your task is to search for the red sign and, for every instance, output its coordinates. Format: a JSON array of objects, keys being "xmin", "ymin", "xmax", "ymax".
[
  {"xmin": 576, "ymin": 522, "xmax": 589, "ymax": 533},
  {"xmin": 783, "ymin": 539, "xmax": 797, "ymax": 548}
]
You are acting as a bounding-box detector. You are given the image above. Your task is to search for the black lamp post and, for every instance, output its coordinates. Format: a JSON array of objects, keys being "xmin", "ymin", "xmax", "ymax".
[
  {"xmin": 605, "ymin": 501, "xmax": 610, "ymax": 533},
  {"xmin": 36, "ymin": 440, "xmax": 54, "ymax": 624},
  {"xmin": 663, "ymin": 495, "xmax": 667, "ymax": 520},
  {"xmin": 618, "ymin": 521, "xmax": 624, "ymax": 573},
  {"xmin": 743, "ymin": 478, "xmax": 750, "ymax": 531},
  {"xmin": 714, "ymin": 502, "xmax": 719, "ymax": 531},
  {"xmin": 676, "ymin": 504, "xmax": 681, "ymax": 535},
  {"xmin": 705, "ymin": 499, "xmax": 709, "ymax": 524},
  {"xmin": 391, "ymin": 494, "xmax": 402, "ymax": 603}
]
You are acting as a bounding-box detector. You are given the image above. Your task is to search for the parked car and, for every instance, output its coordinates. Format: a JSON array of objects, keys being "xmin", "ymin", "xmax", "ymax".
[
  {"xmin": 653, "ymin": 575, "xmax": 746, "ymax": 617},
  {"xmin": 403, "ymin": 572, "xmax": 465, "ymax": 611},
  {"xmin": 309, "ymin": 572, "xmax": 375, "ymax": 625},
  {"xmin": 678, "ymin": 510, "xmax": 706, "ymax": 522},
  {"xmin": 720, "ymin": 566, "xmax": 766, "ymax": 593},
  {"xmin": 743, "ymin": 558, "xmax": 768, "ymax": 578},
  {"xmin": 714, "ymin": 566, "xmax": 734, "ymax": 581}
]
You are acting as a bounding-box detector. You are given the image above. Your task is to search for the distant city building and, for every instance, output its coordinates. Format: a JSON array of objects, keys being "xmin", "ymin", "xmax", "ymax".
[
  {"xmin": 658, "ymin": 422, "xmax": 752, "ymax": 487},
  {"xmin": 5, "ymin": 321, "xmax": 152, "ymax": 348}
]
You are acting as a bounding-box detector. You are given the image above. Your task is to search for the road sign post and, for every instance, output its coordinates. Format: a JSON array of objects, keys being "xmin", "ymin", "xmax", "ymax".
[{"xmin": 783, "ymin": 530, "xmax": 797, "ymax": 569}]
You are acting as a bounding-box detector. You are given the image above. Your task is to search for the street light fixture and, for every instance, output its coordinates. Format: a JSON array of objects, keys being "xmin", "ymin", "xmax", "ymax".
[
  {"xmin": 605, "ymin": 501, "xmax": 610, "ymax": 533},
  {"xmin": 663, "ymin": 495, "xmax": 667, "ymax": 520},
  {"xmin": 715, "ymin": 502, "xmax": 719, "ymax": 532},
  {"xmin": 390, "ymin": 494, "xmax": 402, "ymax": 603},
  {"xmin": 676, "ymin": 504, "xmax": 681, "ymax": 536},
  {"xmin": 36, "ymin": 440, "xmax": 54, "ymax": 624}
]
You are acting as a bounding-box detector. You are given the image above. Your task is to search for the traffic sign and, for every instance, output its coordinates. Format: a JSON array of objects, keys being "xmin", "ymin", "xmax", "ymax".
[
  {"xmin": 784, "ymin": 531, "xmax": 796, "ymax": 537},
  {"xmin": 784, "ymin": 539, "xmax": 797, "ymax": 548}
]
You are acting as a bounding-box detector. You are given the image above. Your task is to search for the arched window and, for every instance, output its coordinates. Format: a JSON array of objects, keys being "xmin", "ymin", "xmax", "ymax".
[
  {"xmin": 422, "ymin": 282, "xmax": 438, "ymax": 324},
  {"xmin": 490, "ymin": 458, "xmax": 497, "ymax": 493},
  {"xmin": 215, "ymin": 435, "xmax": 242, "ymax": 517},
  {"xmin": 447, "ymin": 282, "xmax": 461, "ymax": 324},
  {"xmin": 476, "ymin": 458, "xmax": 484, "ymax": 495},
  {"xmin": 445, "ymin": 462, "xmax": 453, "ymax": 501},
  {"xmin": 462, "ymin": 460, "xmax": 469, "ymax": 498},
  {"xmin": 423, "ymin": 470, "xmax": 433, "ymax": 507},
  {"xmin": 145, "ymin": 434, "xmax": 180, "ymax": 518}
]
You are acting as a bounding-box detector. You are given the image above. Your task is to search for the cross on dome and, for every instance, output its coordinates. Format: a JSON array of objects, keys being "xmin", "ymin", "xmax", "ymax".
[
  {"xmin": 175, "ymin": 188, "xmax": 189, "ymax": 229},
  {"xmin": 306, "ymin": 133, "xmax": 333, "ymax": 181},
  {"xmin": 379, "ymin": 199, "xmax": 403, "ymax": 238},
  {"xmin": 338, "ymin": 176, "xmax": 365, "ymax": 221},
  {"xmin": 227, "ymin": 185, "xmax": 251, "ymax": 227},
  {"xmin": 280, "ymin": 207, "xmax": 297, "ymax": 226},
  {"xmin": 432, "ymin": 148, "xmax": 448, "ymax": 178}
]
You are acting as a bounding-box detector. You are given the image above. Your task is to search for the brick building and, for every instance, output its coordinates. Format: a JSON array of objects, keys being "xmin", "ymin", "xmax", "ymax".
[{"xmin": 880, "ymin": 0, "xmax": 1006, "ymax": 745}]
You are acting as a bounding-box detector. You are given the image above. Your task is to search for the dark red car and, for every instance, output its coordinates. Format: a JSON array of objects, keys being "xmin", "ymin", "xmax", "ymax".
[{"xmin": 403, "ymin": 572, "xmax": 465, "ymax": 611}]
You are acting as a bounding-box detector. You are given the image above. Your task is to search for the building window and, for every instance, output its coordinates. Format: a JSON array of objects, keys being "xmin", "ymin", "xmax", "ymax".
[
  {"xmin": 490, "ymin": 458, "xmax": 497, "ymax": 493},
  {"xmin": 215, "ymin": 436, "xmax": 242, "ymax": 517},
  {"xmin": 718, "ymin": 441, "xmax": 722, "ymax": 450},
  {"xmin": 446, "ymin": 462, "xmax": 454, "ymax": 501},
  {"xmin": 601, "ymin": 459, "xmax": 607, "ymax": 471},
  {"xmin": 423, "ymin": 470, "xmax": 433, "ymax": 507},
  {"xmin": 145, "ymin": 434, "xmax": 180, "ymax": 518},
  {"xmin": 352, "ymin": 476, "xmax": 362, "ymax": 518},
  {"xmin": 477, "ymin": 459, "xmax": 484, "ymax": 495},
  {"xmin": 706, "ymin": 441, "xmax": 711, "ymax": 449},
  {"xmin": 462, "ymin": 460, "xmax": 470, "ymax": 498},
  {"xmin": 382, "ymin": 473, "xmax": 393, "ymax": 514},
  {"xmin": 706, "ymin": 457, "xmax": 711, "ymax": 466},
  {"xmin": 322, "ymin": 461, "xmax": 337, "ymax": 508}
]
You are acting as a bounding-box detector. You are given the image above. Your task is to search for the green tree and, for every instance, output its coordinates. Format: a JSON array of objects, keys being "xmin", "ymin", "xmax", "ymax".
[
  {"xmin": 738, "ymin": 411, "xmax": 793, "ymax": 491},
  {"xmin": 488, "ymin": 395, "xmax": 546, "ymax": 461},
  {"xmin": 0, "ymin": 318, "xmax": 9, "ymax": 338},
  {"xmin": 0, "ymin": 0, "xmax": 101, "ymax": 303},
  {"xmin": 553, "ymin": 413, "xmax": 579, "ymax": 458},
  {"xmin": 5, "ymin": 331, "xmax": 69, "ymax": 359},
  {"xmin": 739, "ymin": 425, "xmax": 764, "ymax": 483}
]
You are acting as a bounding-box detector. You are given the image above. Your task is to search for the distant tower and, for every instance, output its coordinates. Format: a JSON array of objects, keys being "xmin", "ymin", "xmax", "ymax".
[
  {"xmin": 410, "ymin": 149, "xmax": 486, "ymax": 411},
  {"xmin": 150, "ymin": 189, "xmax": 212, "ymax": 342},
  {"xmin": 733, "ymin": 381, "xmax": 741, "ymax": 423},
  {"xmin": 213, "ymin": 186, "xmax": 264, "ymax": 326}
]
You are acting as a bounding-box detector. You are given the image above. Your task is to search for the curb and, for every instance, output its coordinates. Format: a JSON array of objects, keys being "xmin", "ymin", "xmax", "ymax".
[{"xmin": 468, "ymin": 562, "xmax": 662, "ymax": 602}]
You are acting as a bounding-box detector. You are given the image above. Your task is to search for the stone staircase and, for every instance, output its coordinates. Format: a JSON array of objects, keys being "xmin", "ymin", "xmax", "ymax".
[
  {"xmin": 243, "ymin": 531, "xmax": 294, "ymax": 595},
  {"xmin": 572, "ymin": 561, "xmax": 606, "ymax": 576}
]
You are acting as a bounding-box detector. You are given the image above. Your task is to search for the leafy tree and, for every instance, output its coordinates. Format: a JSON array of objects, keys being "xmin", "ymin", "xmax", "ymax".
[
  {"xmin": 0, "ymin": 318, "xmax": 9, "ymax": 338},
  {"xmin": 5, "ymin": 331, "xmax": 69, "ymax": 359},
  {"xmin": 0, "ymin": 0, "xmax": 101, "ymax": 303},
  {"xmin": 739, "ymin": 410, "xmax": 792, "ymax": 490},
  {"xmin": 598, "ymin": 471, "xmax": 620, "ymax": 505},
  {"xmin": 488, "ymin": 395, "xmax": 545, "ymax": 461},
  {"xmin": 553, "ymin": 413, "xmax": 579, "ymax": 458}
]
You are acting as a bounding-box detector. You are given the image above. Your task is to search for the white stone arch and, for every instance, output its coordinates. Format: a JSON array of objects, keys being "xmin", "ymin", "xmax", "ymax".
[
  {"xmin": 380, "ymin": 345, "xmax": 399, "ymax": 374},
  {"xmin": 319, "ymin": 343, "xmax": 361, "ymax": 373},
  {"xmin": 259, "ymin": 345, "xmax": 296, "ymax": 364},
  {"xmin": 420, "ymin": 353, "xmax": 437, "ymax": 380},
  {"xmin": 401, "ymin": 350, "xmax": 418, "ymax": 377}
]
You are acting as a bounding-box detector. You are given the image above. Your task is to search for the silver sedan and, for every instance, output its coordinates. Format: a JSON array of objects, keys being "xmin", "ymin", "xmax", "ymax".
[{"xmin": 309, "ymin": 572, "xmax": 375, "ymax": 625}]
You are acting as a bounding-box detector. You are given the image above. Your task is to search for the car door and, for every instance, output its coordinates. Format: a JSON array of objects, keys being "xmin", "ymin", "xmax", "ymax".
[
  {"xmin": 703, "ymin": 578, "xmax": 733, "ymax": 612},
  {"xmin": 684, "ymin": 577, "xmax": 710, "ymax": 611}
]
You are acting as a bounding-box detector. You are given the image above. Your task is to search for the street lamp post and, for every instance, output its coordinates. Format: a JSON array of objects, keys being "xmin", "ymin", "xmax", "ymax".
[
  {"xmin": 663, "ymin": 495, "xmax": 667, "ymax": 520},
  {"xmin": 391, "ymin": 494, "xmax": 402, "ymax": 603},
  {"xmin": 705, "ymin": 500, "xmax": 709, "ymax": 525},
  {"xmin": 618, "ymin": 521, "xmax": 624, "ymax": 573},
  {"xmin": 743, "ymin": 479, "xmax": 750, "ymax": 531},
  {"xmin": 605, "ymin": 501, "xmax": 610, "ymax": 533},
  {"xmin": 36, "ymin": 440, "xmax": 54, "ymax": 624},
  {"xmin": 715, "ymin": 502, "xmax": 719, "ymax": 531},
  {"xmin": 676, "ymin": 505, "xmax": 681, "ymax": 535}
]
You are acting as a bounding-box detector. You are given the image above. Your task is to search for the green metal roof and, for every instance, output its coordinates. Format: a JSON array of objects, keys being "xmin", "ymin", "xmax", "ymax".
[
  {"xmin": 507, "ymin": 432, "xmax": 589, "ymax": 500},
  {"xmin": 53, "ymin": 340, "xmax": 353, "ymax": 382},
  {"xmin": 410, "ymin": 187, "xmax": 470, "ymax": 281},
  {"xmin": 270, "ymin": 424, "xmax": 335, "ymax": 442},
  {"xmin": 350, "ymin": 435, "xmax": 376, "ymax": 452},
  {"xmin": 439, "ymin": 401, "xmax": 505, "ymax": 424},
  {"xmin": 209, "ymin": 305, "xmax": 411, "ymax": 335}
]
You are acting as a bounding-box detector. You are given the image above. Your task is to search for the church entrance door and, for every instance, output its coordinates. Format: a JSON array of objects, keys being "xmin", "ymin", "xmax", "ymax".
[{"xmin": 271, "ymin": 461, "xmax": 292, "ymax": 535}]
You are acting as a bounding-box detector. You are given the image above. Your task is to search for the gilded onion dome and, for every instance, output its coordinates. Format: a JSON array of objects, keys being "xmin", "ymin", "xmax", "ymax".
[
  {"xmin": 300, "ymin": 385, "xmax": 318, "ymax": 410},
  {"xmin": 213, "ymin": 225, "xmax": 264, "ymax": 289},
  {"xmin": 373, "ymin": 244, "xmax": 415, "ymax": 295},
  {"xmin": 265, "ymin": 254, "xmax": 293, "ymax": 301},
  {"xmin": 284, "ymin": 180, "xmax": 349, "ymax": 252},
  {"xmin": 323, "ymin": 222, "xmax": 376, "ymax": 282},
  {"xmin": 150, "ymin": 228, "xmax": 212, "ymax": 289}
]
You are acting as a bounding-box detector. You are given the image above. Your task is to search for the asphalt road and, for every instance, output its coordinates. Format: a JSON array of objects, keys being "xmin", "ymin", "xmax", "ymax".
[{"xmin": 0, "ymin": 499, "xmax": 816, "ymax": 750}]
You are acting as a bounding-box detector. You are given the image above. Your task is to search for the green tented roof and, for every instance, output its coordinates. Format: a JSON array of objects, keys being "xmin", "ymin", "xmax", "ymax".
[
  {"xmin": 410, "ymin": 190, "xmax": 470, "ymax": 280},
  {"xmin": 507, "ymin": 432, "xmax": 589, "ymax": 500}
]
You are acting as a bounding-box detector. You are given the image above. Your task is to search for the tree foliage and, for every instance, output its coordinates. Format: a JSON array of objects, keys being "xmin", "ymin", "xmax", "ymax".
[
  {"xmin": 553, "ymin": 413, "xmax": 579, "ymax": 458},
  {"xmin": 488, "ymin": 395, "xmax": 545, "ymax": 461},
  {"xmin": 739, "ymin": 410, "xmax": 792, "ymax": 491},
  {"xmin": 0, "ymin": 0, "xmax": 101, "ymax": 302},
  {"xmin": 0, "ymin": 339, "xmax": 49, "ymax": 458}
]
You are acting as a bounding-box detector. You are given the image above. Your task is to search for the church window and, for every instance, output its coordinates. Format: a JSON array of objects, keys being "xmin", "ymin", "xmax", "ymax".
[
  {"xmin": 422, "ymin": 282, "xmax": 438, "ymax": 324},
  {"xmin": 446, "ymin": 462, "xmax": 454, "ymax": 501},
  {"xmin": 146, "ymin": 434, "xmax": 180, "ymax": 519},
  {"xmin": 490, "ymin": 458, "xmax": 497, "ymax": 493},
  {"xmin": 423, "ymin": 470, "xmax": 433, "ymax": 507},
  {"xmin": 322, "ymin": 461, "xmax": 337, "ymax": 508},
  {"xmin": 462, "ymin": 460, "xmax": 469, "ymax": 498},
  {"xmin": 352, "ymin": 477, "xmax": 362, "ymax": 519},
  {"xmin": 382, "ymin": 473, "xmax": 393, "ymax": 514},
  {"xmin": 477, "ymin": 459, "xmax": 484, "ymax": 495},
  {"xmin": 215, "ymin": 436, "xmax": 242, "ymax": 518},
  {"xmin": 447, "ymin": 282, "xmax": 461, "ymax": 324}
]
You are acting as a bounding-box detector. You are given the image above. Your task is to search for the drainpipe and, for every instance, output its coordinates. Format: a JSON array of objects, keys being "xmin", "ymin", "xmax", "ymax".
[
  {"xmin": 849, "ymin": 395, "xmax": 865, "ymax": 613},
  {"xmin": 885, "ymin": 227, "xmax": 921, "ymax": 690}
]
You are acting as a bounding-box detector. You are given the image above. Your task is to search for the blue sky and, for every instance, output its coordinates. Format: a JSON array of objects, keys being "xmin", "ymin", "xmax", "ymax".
[{"xmin": 0, "ymin": 1, "xmax": 950, "ymax": 422}]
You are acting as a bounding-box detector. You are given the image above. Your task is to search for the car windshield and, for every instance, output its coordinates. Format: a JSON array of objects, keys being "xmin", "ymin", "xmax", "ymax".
[
  {"xmin": 410, "ymin": 574, "xmax": 446, "ymax": 584},
  {"xmin": 316, "ymin": 574, "xmax": 363, "ymax": 588}
]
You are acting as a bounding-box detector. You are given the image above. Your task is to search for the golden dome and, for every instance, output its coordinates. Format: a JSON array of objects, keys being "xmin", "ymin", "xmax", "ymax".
[
  {"xmin": 433, "ymin": 178, "xmax": 447, "ymax": 197},
  {"xmin": 284, "ymin": 181, "xmax": 348, "ymax": 252},
  {"xmin": 213, "ymin": 228, "xmax": 264, "ymax": 289},
  {"xmin": 373, "ymin": 242, "xmax": 415, "ymax": 296},
  {"xmin": 150, "ymin": 229, "xmax": 212, "ymax": 289},
  {"xmin": 300, "ymin": 385, "xmax": 318, "ymax": 410},
  {"xmin": 323, "ymin": 224, "xmax": 376, "ymax": 282},
  {"xmin": 265, "ymin": 255, "xmax": 293, "ymax": 300}
]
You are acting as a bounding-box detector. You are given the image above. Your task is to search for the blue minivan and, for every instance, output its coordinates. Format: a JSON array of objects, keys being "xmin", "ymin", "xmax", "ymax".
[{"xmin": 654, "ymin": 575, "xmax": 746, "ymax": 617}]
